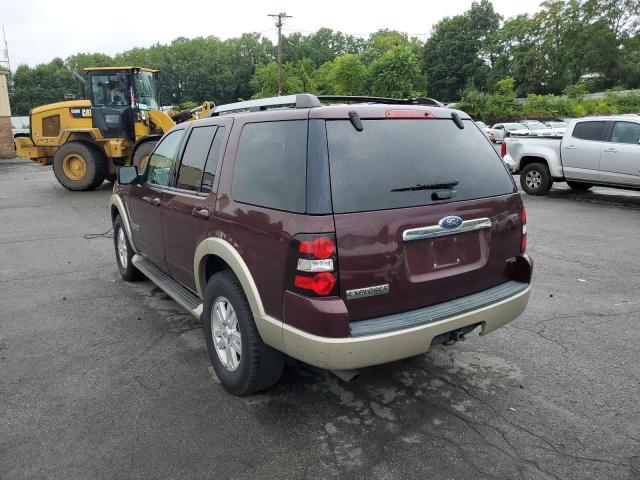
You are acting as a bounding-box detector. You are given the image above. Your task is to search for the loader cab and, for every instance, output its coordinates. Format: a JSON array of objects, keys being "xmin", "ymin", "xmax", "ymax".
[{"xmin": 85, "ymin": 67, "xmax": 160, "ymax": 139}]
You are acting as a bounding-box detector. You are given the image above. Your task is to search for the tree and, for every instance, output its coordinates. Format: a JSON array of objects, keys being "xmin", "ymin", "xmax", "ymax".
[
  {"xmin": 315, "ymin": 54, "xmax": 367, "ymax": 95},
  {"xmin": 12, "ymin": 58, "xmax": 76, "ymax": 114},
  {"xmin": 368, "ymin": 45, "xmax": 425, "ymax": 97},
  {"xmin": 424, "ymin": 0, "xmax": 502, "ymax": 101}
]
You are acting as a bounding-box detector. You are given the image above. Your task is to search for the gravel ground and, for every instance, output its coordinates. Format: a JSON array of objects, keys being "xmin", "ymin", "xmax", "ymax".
[{"xmin": 1, "ymin": 158, "xmax": 639, "ymax": 480}]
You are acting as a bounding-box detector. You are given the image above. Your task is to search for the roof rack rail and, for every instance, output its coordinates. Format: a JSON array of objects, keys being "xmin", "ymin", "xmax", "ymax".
[
  {"xmin": 317, "ymin": 95, "xmax": 445, "ymax": 107},
  {"xmin": 210, "ymin": 93, "xmax": 321, "ymax": 116}
]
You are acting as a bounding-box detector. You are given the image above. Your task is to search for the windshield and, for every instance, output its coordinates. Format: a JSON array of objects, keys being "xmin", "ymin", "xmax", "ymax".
[
  {"xmin": 133, "ymin": 71, "xmax": 159, "ymax": 111},
  {"xmin": 326, "ymin": 119, "xmax": 515, "ymax": 213},
  {"xmin": 527, "ymin": 124, "xmax": 547, "ymax": 130}
]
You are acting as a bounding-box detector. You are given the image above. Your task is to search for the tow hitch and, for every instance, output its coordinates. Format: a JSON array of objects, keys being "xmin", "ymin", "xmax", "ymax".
[{"xmin": 442, "ymin": 329, "xmax": 467, "ymax": 346}]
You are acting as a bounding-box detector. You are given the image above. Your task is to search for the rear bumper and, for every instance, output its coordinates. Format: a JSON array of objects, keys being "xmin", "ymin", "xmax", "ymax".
[{"xmin": 281, "ymin": 282, "xmax": 531, "ymax": 371}]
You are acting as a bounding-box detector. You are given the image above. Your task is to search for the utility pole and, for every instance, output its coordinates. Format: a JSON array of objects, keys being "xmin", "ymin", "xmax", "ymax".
[{"xmin": 268, "ymin": 12, "xmax": 292, "ymax": 96}]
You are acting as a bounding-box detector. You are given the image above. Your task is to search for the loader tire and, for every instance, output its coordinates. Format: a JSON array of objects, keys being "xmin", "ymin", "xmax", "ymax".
[
  {"xmin": 132, "ymin": 141, "xmax": 157, "ymax": 174},
  {"xmin": 53, "ymin": 141, "xmax": 107, "ymax": 191}
]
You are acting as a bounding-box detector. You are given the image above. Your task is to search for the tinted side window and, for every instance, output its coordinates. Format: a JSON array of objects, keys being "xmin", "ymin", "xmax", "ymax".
[
  {"xmin": 176, "ymin": 126, "xmax": 216, "ymax": 191},
  {"xmin": 232, "ymin": 121, "xmax": 307, "ymax": 213},
  {"xmin": 201, "ymin": 127, "xmax": 226, "ymax": 194},
  {"xmin": 610, "ymin": 122, "xmax": 640, "ymax": 145},
  {"xmin": 572, "ymin": 121, "xmax": 606, "ymax": 141},
  {"xmin": 147, "ymin": 130, "xmax": 184, "ymax": 187}
]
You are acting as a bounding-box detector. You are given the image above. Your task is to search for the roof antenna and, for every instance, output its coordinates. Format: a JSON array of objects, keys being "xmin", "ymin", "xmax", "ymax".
[{"xmin": 348, "ymin": 111, "xmax": 363, "ymax": 131}]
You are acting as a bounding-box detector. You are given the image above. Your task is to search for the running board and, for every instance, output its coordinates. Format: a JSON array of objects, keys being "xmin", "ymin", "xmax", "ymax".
[{"xmin": 132, "ymin": 254, "xmax": 203, "ymax": 320}]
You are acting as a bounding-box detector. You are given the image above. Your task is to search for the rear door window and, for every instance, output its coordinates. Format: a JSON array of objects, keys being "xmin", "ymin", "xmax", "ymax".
[
  {"xmin": 176, "ymin": 125, "xmax": 216, "ymax": 191},
  {"xmin": 610, "ymin": 121, "xmax": 640, "ymax": 145},
  {"xmin": 572, "ymin": 121, "xmax": 607, "ymax": 141},
  {"xmin": 232, "ymin": 121, "xmax": 307, "ymax": 213},
  {"xmin": 326, "ymin": 119, "xmax": 515, "ymax": 213}
]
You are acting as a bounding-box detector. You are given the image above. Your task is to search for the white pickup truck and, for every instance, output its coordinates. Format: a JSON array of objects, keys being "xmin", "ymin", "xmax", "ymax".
[{"xmin": 502, "ymin": 116, "xmax": 640, "ymax": 195}]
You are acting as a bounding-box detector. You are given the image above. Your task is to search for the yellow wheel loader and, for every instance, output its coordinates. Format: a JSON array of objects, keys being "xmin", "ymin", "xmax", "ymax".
[{"xmin": 14, "ymin": 66, "xmax": 214, "ymax": 190}]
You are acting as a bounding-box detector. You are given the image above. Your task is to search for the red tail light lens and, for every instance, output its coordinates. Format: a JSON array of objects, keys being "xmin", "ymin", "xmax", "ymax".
[
  {"xmin": 520, "ymin": 206, "xmax": 527, "ymax": 253},
  {"xmin": 501, "ymin": 142, "xmax": 507, "ymax": 158},
  {"xmin": 294, "ymin": 272, "xmax": 337, "ymax": 296},
  {"xmin": 288, "ymin": 233, "xmax": 339, "ymax": 297},
  {"xmin": 299, "ymin": 236, "xmax": 335, "ymax": 259}
]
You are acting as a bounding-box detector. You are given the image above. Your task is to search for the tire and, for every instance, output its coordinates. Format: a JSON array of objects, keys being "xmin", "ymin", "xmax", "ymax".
[
  {"xmin": 113, "ymin": 215, "xmax": 143, "ymax": 282},
  {"xmin": 132, "ymin": 141, "xmax": 156, "ymax": 174},
  {"xmin": 202, "ymin": 271, "xmax": 284, "ymax": 396},
  {"xmin": 566, "ymin": 181, "xmax": 592, "ymax": 191},
  {"xmin": 105, "ymin": 173, "xmax": 117, "ymax": 183},
  {"xmin": 53, "ymin": 141, "xmax": 107, "ymax": 191},
  {"xmin": 520, "ymin": 162, "xmax": 553, "ymax": 195}
]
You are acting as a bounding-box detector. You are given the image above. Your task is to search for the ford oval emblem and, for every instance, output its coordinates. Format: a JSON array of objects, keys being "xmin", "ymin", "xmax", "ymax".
[{"xmin": 439, "ymin": 216, "xmax": 463, "ymax": 230}]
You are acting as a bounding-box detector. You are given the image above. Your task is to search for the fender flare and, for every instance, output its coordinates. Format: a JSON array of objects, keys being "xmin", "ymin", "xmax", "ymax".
[
  {"xmin": 110, "ymin": 194, "xmax": 138, "ymax": 253},
  {"xmin": 193, "ymin": 237, "xmax": 283, "ymax": 350}
]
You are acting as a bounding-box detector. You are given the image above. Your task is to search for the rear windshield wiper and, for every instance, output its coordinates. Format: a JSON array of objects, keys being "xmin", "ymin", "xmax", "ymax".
[{"xmin": 391, "ymin": 180, "xmax": 459, "ymax": 192}]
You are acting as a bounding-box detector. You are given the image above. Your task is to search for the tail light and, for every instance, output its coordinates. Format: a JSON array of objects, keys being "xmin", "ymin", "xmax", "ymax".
[
  {"xmin": 501, "ymin": 142, "xmax": 507, "ymax": 158},
  {"xmin": 288, "ymin": 233, "xmax": 339, "ymax": 297},
  {"xmin": 520, "ymin": 206, "xmax": 527, "ymax": 253}
]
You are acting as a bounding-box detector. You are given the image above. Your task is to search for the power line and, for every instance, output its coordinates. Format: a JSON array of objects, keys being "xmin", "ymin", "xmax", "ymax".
[{"xmin": 268, "ymin": 12, "xmax": 292, "ymax": 96}]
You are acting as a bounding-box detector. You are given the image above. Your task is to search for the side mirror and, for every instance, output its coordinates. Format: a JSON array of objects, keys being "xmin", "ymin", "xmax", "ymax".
[{"xmin": 117, "ymin": 166, "xmax": 140, "ymax": 185}]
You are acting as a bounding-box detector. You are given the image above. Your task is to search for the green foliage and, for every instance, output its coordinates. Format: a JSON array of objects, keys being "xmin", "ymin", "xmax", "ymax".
[
  {"xmin": 563, "ymin": 82, "xmax": 588, "ymax": 99},
  {"xmin": 368, "ymin": 45, "xmax": 425, "ymax": 97},
  {"xmin": 12, "ymin": 58, "xmax": 76, "ymax": 114},
  {"xmin": 9, "ymin": 0, "xmax": 640, "ymax": 114}
]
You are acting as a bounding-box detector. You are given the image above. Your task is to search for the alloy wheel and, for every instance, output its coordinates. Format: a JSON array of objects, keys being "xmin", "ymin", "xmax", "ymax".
[{"xmin": 211, "ymin": 296, "xmax": 242, "ymax": 371}]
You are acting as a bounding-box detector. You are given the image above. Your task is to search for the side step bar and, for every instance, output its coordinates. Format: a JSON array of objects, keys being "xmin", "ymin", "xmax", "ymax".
[{"xmin": 132, "ymin": 254, "xmax": 203, "ymax": 320}]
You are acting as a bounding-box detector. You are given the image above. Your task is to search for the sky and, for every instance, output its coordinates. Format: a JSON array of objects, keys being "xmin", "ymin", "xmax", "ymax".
[{"xmin": 2, "ymin": 0, "xmax": 542, "ymax": 68}]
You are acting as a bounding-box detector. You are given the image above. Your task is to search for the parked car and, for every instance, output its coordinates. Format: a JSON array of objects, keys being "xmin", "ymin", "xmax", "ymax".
[
  {"xmin": 475, "ymin": 120, "xmax": 491, "ymax": 140},
  {"xmin": 111, "ymin": 94, "xmax": 533, "ymax": 395},
  {"xmin": 502, "ymin": 116, "xmax": 640, "ymax": 195},
  {"xmin": 544, "ymin": 121, "xmax": 568, "ymax": 136},
  {"xmin": 489, "ymin": 123, "xmax": 531, "ymax": 143},
  {"xmin": 10, "ymin": 116, "xmax": 30, "ymax": 138},
  {"xmin": 522, "ymin": 122, "xmax": 555, "ymax": 136}
]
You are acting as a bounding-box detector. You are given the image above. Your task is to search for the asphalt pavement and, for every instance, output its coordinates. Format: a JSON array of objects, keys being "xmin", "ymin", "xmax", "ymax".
[{"xmin": 1, "ymin": 158, "xmax": 639, "ymax": 480}]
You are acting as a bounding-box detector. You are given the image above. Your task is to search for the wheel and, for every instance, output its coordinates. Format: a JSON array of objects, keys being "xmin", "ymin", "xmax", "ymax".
[
  {"xmin": 202, "ymin": 271, "xmax": 284, "ymax": 396},
  {"xmin": 132, "ymin": 141, "xmax": 157, "ymax": 174},
  {"xmin": 113, "ymin": 215, "xmax": 143, "ymax": 282},
  {"xmin": 520, "ymin": 162, "xmax": 552, "ymax": 195},
  {"xmin": 105, "ymin": 173, "xmax": 117, "ymax": 183},
  {"xmin": 52, "ymin": 141, "xmax": 107, "ymax": 191},
  {"xmin": 566, "ymin": 181, "xmax": 592, "ymax": 191}
]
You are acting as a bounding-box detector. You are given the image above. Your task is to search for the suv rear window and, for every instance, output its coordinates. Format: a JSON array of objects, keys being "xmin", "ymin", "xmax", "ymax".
[
  {"xmin": 572, "ymin": 121, "xmax": 606, "ymax": 141},
  {"xmin": 326, "ymin": 119, "xmax": 515, "ymax": 213},
  {"xmin": 232, "ymin": 121, "xmax": 307, "ymax": 213}
]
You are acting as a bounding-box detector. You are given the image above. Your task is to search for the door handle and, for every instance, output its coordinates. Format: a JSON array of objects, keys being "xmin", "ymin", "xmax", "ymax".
[
  {"xmin": 192, "ymin": 207, "xmax": 210, "ymax": 219},
  {"xmin": 565, "ymin": 144, "xmax": 577, "ymax": 150},
  {"xmin": 604, "ymin": 147, "xmax": 617, "ymax": 153}
]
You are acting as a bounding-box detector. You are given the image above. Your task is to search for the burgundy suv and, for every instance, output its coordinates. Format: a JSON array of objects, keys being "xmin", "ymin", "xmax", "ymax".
[{"xmin": 111, "ymin": 94, "xmax": 532, "ymax": 396}]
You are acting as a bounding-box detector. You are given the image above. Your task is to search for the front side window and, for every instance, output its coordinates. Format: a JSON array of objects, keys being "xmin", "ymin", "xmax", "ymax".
[
  {"xmin": 572, "ymin": 121, "xmax": 606, "ymax": 141},
  {"xmin": 91, "ymin": 74, "xmax": 127, "ymax": 107},
  {"xmin": 176, "ymin": 126, "xmax": 217, "ymax": 191},
  {"xmin": 610, "ymin": 121, "xmax": 640, "ymax": 145},
  {"xmin": 147, "ymin": 130, "xmax": 184, "ymax": 187},
  {"xmin": 232, "ymin": 121, "xmax": 307, "ymax": 212},
  {"xmin": 133, "ymin": 72, "xmax": 159, "ymax": 111}
]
